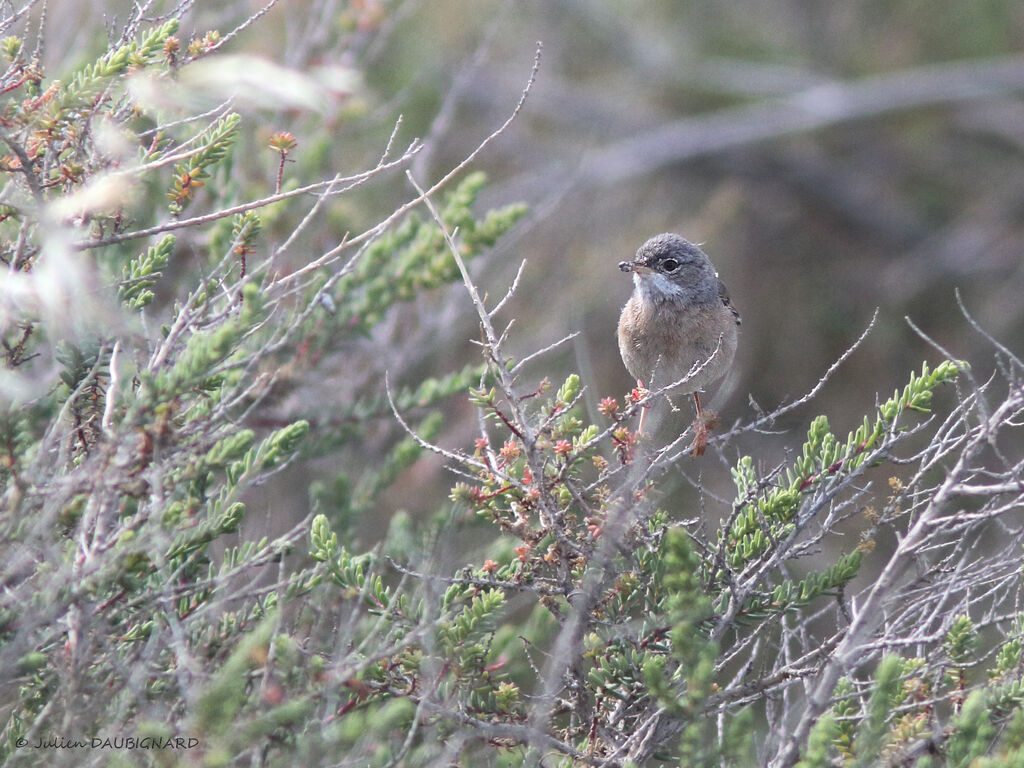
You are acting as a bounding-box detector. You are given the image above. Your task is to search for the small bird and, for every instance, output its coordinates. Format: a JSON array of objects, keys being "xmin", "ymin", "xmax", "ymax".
[{"xmin": 617, "ymin": 233, "xmax": 740, "ymax": 455}]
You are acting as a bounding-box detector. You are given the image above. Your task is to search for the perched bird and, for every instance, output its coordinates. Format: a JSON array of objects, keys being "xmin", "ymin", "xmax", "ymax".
[{"xmin": 617, "ymin": 233, "xmax": 740, "ymax": 455}]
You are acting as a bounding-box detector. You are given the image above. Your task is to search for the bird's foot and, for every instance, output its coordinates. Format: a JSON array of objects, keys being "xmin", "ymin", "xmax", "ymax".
[
  {"xmin": 690, "ymin": 409, "xmax": 720, "ymax": 457},
  {"xmin": 629, "ymin": 381, "xmax": 650, "ymax": 434}
]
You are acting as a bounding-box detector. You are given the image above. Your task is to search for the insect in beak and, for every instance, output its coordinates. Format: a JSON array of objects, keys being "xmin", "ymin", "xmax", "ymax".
[{"xmin": 619, "ymin": 260, "xmax": 652, "ymax": 274}]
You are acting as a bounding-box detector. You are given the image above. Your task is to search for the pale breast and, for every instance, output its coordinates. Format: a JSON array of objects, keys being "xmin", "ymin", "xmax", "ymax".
[{"xmin": 617, "ymin": 294, "xmax": 738, "ymax": 393}]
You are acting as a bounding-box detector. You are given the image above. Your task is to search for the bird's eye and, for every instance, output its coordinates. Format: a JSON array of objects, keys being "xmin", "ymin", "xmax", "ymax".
[{"xmin": 661, "ymin": 259, "xmax": 680, "ymax": 272}]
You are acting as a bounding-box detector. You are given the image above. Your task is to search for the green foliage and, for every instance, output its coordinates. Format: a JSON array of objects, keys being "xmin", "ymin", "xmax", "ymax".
[
  {"xmin": 946, "ymin": 614, "xmax": 978, "ymax": 665},
  {"xmin": 803, "ymin": 615, "xmax": 1024, "ymax": 767},
  {"xmin": 204, "ymin": 429, "xmax": 256, "ymax": 468},
  {"xmin": 310, "ymin": 513, "xmax": 376, "ymax": 598},
  {"xmin": 721, "ymin": 360, "xmax": 963, "ymax": 593},
  {"xmin": 55, "ymin": 339, "xmax": 104, "ymax": 392},
  {"xmin": 1, "ymin": 35, "xmax": 23, "ymax": 61},
  {"xmin": 256, "ymin": 420, "xmax": 310, "ymax": 470},
  {"xmin": 662, "ymin": 530, "xmax": 717, "ymax": 713},
  {"xmin": 0, "ymin": 10, "xmax": 537, "ymax": 762},
  {"xmin": 430, "ymin": 347, "xmax": 978, "ymax": 765},
  {"xmin": 945, "ymin": 690, "xmax": 995, "ymax": 767},
  {"xmin": 120, "ymin": 234, "xmax": 174, "ymax": 309},
  {"xmin": 851, "ymin": 655, "xmax": 903, "ymax": 768},
  {"xmin": 758, "ymin": 550, "xmax": 862, "ymax": 615},
  {"xmin": 334, "ymin": 171, "xmax": 527, "ymax": 335},
  {"xmin": 438, "ymin": 587, "xmax": 505, "ymax": 652},
  {"xmin": 660, "ymin": 528, "xmax": 722, "ymax": 766},
  {"xmin": 831, "ymin": 676, "xmax": 859, "ymax": 760},
  {"xmin": 61, "ymin": 20, "xmax": 179, "ymax": 112},
  {"xmin": 785, "ymin": 360, "xmax": 965, "ymax": 494},
  {"xmin": 196, "ymin": 614, "xmax": 268, "ymax": 734},
  {"xmin": 1, "ymin": 5, "xmax": 1019, "ymax": 768},
  {"xmin": 796, "ymin": 714, "xmax": 839, "ymax": 768},
  {"xmin": 153, "ymin": 318, "xmax": 243, "ymax": 395},
  {"xmin": 992, "ymin": 618, "xmax": 1024, "ymax": 680},
  {"xmin": 167, "ymin": 113, "xmax": 241, "ymax": 214}
]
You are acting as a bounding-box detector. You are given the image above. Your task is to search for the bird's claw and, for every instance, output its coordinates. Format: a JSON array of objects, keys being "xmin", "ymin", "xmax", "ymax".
[{"xmin": 689, "ymin": 408, "xmax": 720, "ymax": 457}]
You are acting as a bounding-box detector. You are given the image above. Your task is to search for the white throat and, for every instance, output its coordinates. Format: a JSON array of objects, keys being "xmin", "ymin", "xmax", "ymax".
[{"xmin": 635, "ymin": 271, "xmax": 685, "ymax": 302}]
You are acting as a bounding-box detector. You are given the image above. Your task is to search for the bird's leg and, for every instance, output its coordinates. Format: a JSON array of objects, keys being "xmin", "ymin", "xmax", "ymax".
[
  {"xmin": 635, "ymin": 379, "xmax": 648, "ymax": 435},
  {"xmin": 690, "ymin": 392, "xmax": 720, "ymax": 457}
]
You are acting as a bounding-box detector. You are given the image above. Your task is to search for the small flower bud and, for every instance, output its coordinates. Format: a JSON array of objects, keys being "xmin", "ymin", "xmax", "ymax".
[{"xmin": 269, "ymin": 131, "xmax": 297, "ymax": 154}]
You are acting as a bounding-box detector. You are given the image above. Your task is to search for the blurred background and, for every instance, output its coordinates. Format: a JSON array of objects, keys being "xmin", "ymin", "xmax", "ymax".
[{"xmin": 41, "ymin": 0, "xmax": 1024, "ymax": 543}]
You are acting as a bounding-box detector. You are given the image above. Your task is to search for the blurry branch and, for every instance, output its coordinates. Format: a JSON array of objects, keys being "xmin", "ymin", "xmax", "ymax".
[
  {"xmin": 405, "ymin": 169, "xmax": 530, "ymax": 436},
  {"xmin": 410, "ymin": 2, "xmax": 509, "ymax": 180},
  {"xmin": 208, "ymin": 0, "xmax": 284, "ymax": 53},
  {"xmin": 0, "ymin": 0, "xmax": 39, "ymax": 37},
  {"xmin": 7, "ymin": 4, "xmax": 1024, "ymax": 766},
  {"xmin": 286, "ymin": 41, "xmax": 543, "ymax": 283},
  {"xmin": 677, "ymin": 57, "xmax": 836, "ymax": 98},
  {"xmin": 0, "ymin": 8, "xmax": 538, "ymax": 765},
  {"xmin": 582, "ymin": 1, "xmax": 835, "ymax": 99},
  {"xmin": 74, "ymin": 141, "xmax": 423, "ymax": 250},
  {"xmin": 715, "ymin": 146, "xmax": 929, "ymax": 246},
  {"xmin": 582, "ymin": 54, "xmax": 1024, "ymax": 184},
  {"xmin": 956, "ymin": 99, "xmax": 1024, "ymax": 151}
]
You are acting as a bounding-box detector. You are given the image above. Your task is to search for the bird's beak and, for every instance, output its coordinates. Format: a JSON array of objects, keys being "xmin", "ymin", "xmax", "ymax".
[{"xmin": 619, "ymin": 260, "xmax": 652, "ymax": 274}]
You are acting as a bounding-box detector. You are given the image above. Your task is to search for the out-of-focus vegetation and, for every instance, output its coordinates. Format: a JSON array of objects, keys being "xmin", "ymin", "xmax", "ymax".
[
  {"xmin": 24, "ymin": 0, "xmax": 1023, "ymax": 508},
  {"xmin": 1, "ymin": 1, "xmax": 1022, "ymax": 766}
]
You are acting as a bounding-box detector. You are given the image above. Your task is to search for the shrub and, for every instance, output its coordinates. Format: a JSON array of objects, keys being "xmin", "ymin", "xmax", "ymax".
[{"xmin": 1, "ymin": 6, "xmax": 1023, "ymax": 768}]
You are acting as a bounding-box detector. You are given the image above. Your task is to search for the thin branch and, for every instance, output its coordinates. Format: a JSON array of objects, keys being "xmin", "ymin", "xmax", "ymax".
[
  {"xmin": 488, "ymin": 258, "xmax": 528, "ymax": 318},
  {"xmin": 283, "ymin": 42, "xmax": 542, "ymax": 283},
  {"xmin": 74, "ymin": 142, "xmax": 422, "ymax": 250},
  {"xmin": 509, "ymin": 331, "xmax": 579, "ymax": 377},
  {"xmin": 100, "ymin": 339, "xmax": 120, "ymax": 437}
]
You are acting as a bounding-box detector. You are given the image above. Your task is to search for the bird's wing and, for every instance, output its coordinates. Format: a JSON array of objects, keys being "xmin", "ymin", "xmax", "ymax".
[{"xmin": 718, "ymin": 279, "xmax": 741, "ymax": 325}]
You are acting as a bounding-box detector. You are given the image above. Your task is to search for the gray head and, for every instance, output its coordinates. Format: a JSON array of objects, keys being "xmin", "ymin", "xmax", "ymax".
[{"xmin": 618, "ymin": 233, "xmax": 718, "ymax": 301}]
